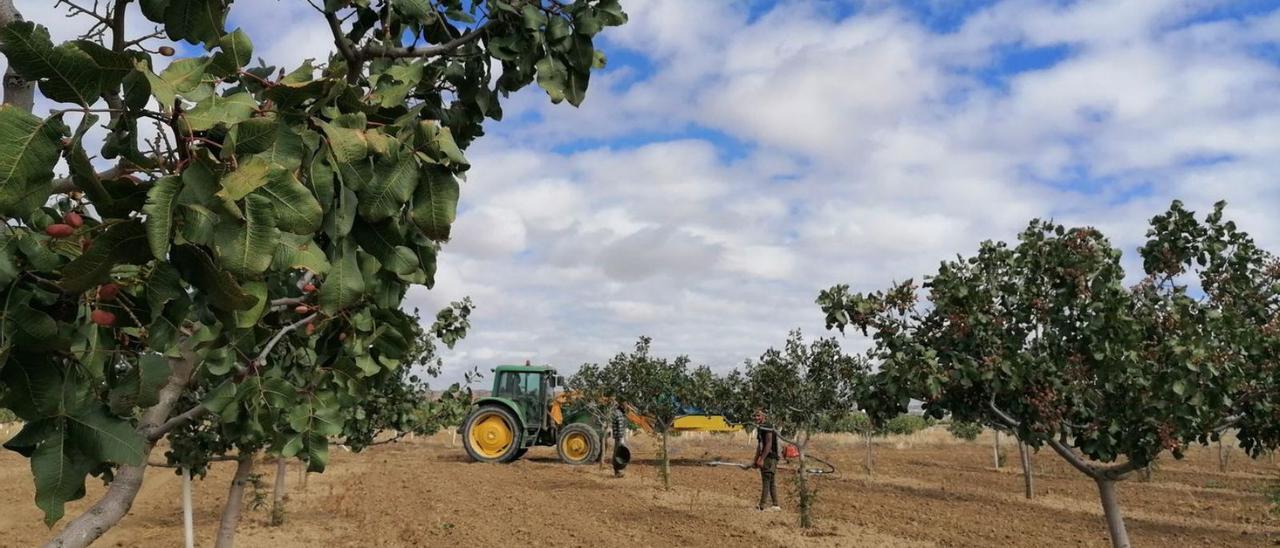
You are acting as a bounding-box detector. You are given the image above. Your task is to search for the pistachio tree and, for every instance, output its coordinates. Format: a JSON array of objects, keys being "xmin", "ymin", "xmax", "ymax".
[
  {"xmin": 741, "ymin": 330, "xmax": 865, "ymax": 528},
  {"xmin": 817, "ymin": 201, "xmax": 1279, "ymax": 548},
  {"xmin": 596, "ymin": 336, "xmax": 706, "ymax": 490},
  {"xmin": 0, "ymin": 1, "xmax": 626, "ymax": 546}
]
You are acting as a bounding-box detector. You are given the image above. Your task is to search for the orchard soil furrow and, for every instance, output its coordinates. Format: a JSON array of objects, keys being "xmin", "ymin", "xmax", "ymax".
[{"xmin": 2, "ymin": 428, "xmax": 1278, "ymax": 547}]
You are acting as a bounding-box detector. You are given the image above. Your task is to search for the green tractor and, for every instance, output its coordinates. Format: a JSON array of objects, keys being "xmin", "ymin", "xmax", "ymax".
[{"xmin": 460, "ymin": 364, "xmax": 604, "ymax": 464}]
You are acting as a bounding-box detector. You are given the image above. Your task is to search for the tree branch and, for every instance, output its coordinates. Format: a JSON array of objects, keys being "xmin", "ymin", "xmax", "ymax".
[
  {"xmin": 358, "ymin": 20, "xmax": 490, "ymax": 60},
  {"xmin": 323, "ymin": 10, "xmax": 363, "ymax": 84},
  {"xmin": 0, "ymin": 0, "xmax": 34, "ymax": 112},
  {"xmin": 255, "ymin": 313, "xmax": 317, "ymax": 365},
  {"xmin": 149, "ymin": 404, "xmax": 209, "ymax": 442},
  {"xmin": 110, "ymin": 0, "xmax": 130, "ymax": 51},
  {"xmin": 1044, "ymin": 435, "xmax": 1099, "ymax": 479}
]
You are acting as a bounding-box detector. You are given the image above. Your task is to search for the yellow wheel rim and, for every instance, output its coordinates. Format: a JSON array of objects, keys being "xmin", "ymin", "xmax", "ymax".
[
  {"xmin": 563, "ymin": 431, "xmax": 590, "ymax": 461},
  {"xmin": 469, "ymin": 412, "xmax": 514, "ymax": 459}
]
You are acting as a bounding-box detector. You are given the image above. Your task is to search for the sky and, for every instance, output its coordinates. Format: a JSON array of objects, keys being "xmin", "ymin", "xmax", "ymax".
[{"xmin": 10, "ymin": 0, "xmax": 1280, "ymax": 387}]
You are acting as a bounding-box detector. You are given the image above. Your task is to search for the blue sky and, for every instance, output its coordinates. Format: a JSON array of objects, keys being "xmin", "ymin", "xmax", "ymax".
[{"xmin": 12, "ymin": 0, "xmax": 1280, "ymax": 386}]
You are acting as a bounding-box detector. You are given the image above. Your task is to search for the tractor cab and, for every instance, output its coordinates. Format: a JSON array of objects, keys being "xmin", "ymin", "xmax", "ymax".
[{"xmin": 461, "ymin": 364, "xmax": 599, "ymax": 464}]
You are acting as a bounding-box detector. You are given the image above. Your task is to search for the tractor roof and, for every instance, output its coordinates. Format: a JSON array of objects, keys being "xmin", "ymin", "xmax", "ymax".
[{"xmin": 493, "ymin": 364, "xmax": 558, "ymax": 374}]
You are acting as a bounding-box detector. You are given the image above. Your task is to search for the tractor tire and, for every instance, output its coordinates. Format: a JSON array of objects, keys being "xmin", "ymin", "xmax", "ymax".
[
  {"xmin": 462, "ymin": 405, "xmax": 523, "ymax": 463},
  {"xmin": 514, "ymin": 447, "xmax": 529, "ymax": 460},
  {"xmin": 556, "ymin": 423, "xmax": 601, "ymax": 465}
]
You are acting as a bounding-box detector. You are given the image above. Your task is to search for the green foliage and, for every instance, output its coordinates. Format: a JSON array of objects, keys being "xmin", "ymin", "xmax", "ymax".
[
  {"xmin": 739, "ymin": 330, "xmax": 866, "ymax": 440},
  {"xmin": 883, "ymin": 415, "xmax": 929, "ymax": 436},
  {"xmin": 0, "ymin": 407, "xmax": 17, "ymax": 423},
  {"xmin": 818, "ymin": 201, "xmax": 1280, "ymax": 469},
  {"xmin": 817, "ymin": 412, "xmax": 872, "ymax": 434},
  {"xmin": 946, "ymin": 420, "xmax": 983, "ymax": 441},
  {"xmin": 0, "ymin": 0, "xmax": 626, "ymax": 527}
]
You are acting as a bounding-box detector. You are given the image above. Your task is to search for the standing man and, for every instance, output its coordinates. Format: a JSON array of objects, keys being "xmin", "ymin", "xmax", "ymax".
[
  {"xmin": 611, "ymin": 404, "xmax": 630, "ymax": 477},
  {"xmin": 753, "ymin": 409, "xmax": 780, "ymax": 511}
]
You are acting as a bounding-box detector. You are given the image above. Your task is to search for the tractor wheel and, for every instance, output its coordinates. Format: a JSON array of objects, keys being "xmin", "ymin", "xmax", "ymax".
[
  {"xmin": 556, "ymin": 423, "xmax": 601, "ymax": 465},
  {"xmin": 514, "ymin": 447, "xmax": 529, "ymax": 460},
  {"xmin": 463, "ymin": 405, "xmax": 522, "ymax": 463}
]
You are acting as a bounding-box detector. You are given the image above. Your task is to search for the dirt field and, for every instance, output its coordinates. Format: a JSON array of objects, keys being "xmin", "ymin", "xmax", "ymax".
[{"xmin": 3, "ymin": 426, "xmax": 1279, "ymax": 547}]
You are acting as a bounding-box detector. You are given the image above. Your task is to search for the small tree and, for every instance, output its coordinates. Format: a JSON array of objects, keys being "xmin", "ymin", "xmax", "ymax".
[
  {"xmin": 946, "ymin": 420, "xmax": 982, "ymax": 441},
  {"xmin": 741, "ymin": 330, "xmax": 865, "ymax": 528},
  {"xmin": 818, "ymin": 201, "xmax": 1279, "ymax": 548},
  {"xmin": 600, "ymin": 336, "xmax": 705, "ymax": 490}
]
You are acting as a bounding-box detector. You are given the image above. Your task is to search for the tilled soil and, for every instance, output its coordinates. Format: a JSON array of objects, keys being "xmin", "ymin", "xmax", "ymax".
[{"xmin": 3, "ymin": 428, "xmax": 1278, "ymax": 547}]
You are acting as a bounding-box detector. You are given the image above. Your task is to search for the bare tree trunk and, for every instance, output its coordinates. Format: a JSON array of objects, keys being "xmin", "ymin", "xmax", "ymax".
[
  {"xmin": 182, "ymin": 468, "xmax": 194, "ymax": 548},
  {"xmin": 863, "ymin": 430, "xmax": 873, "ymax": 476},
  {"xmin": 1095, "ymin": 478, "xmax": 1130, "ymax": 548},
  {"xmin": 1017, "ymin": 441, "xmax": 1034, "ymax": 499},
  {"xmin": 46, "ymin": 349, "xmax": 199, "ymax": 548},
  {"xmin": 1217, "ymin": 438, "xmax": 1227, "ymax": 472},
  {"xmin": 993, "ymin": 429, "xmax": 1002, "ymax": 469},
  {"xmin": 0, "ymin": 0, "xmax": 35, "ymax": 111},
  {"xmin": 215, "ymin": 454, "xmax": 255, "ymax": 548},
  {"xmin": 270, "ymin": 459, "xmax": 286, "ymax": 526},
  {"xmin": 659, "ymin": 430, "xmax": 670, "ymax": 490},
  {"xmin": 797, "ymin": 438, "xmax": 813, "ymax": 528}
]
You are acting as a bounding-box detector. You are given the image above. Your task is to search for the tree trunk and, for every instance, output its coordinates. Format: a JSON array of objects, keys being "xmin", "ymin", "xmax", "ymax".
[
  {"xmin": 863, "ymin": 430, "xmax": 874, "ymax": 476},
  {"xmin": 1017, "ymin": 441, "xmax": 1034, "ymax": 499},
  {"xmin": 270, "ymin": 459, "xmax": 287, "ymax": 526},
  {"xmin": 993, "ymin": 430, "xmax": 1002, "ymax": 469},
  {"xmin": 46, "ymin": 350, "xmax": 199, "ymax": 548},
  {"xmin": 797, "ymin": 440, "xmax": 813, "ymax": 528},
  {"xmin": 0, "ymin": 0, "xmax": 35, "ymax": 111},
  {"xmin": 1095, "ymin": 478, "xmax": 1130, "ymax": 548},
  {"xmin": 659, "ymin": 430, "xmax": 670, "ymax": 490},
  {"xmin": 1217, "ymin": 438, "xmax": 1227, "ymax": 473},
  {"xmin": 182, "ymin": 468, "xmax": 194, "ymax": 548},
  {"xmin": 215, "ymin": 454, "xmax": 256, "ymax": 548}
]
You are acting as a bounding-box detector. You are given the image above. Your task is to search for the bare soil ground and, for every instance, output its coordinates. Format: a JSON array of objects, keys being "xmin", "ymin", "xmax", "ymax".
[{"xmin": 3, "ymin": 426, "xmax": 1279, "ymax": 547}]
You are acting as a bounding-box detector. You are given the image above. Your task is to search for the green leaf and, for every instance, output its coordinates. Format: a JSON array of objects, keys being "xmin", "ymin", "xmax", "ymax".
[
  {"xmin": 136, "ymin": 354, "xmax": 171, "ymax": 408},
  {"xmin": 319, "ymin": 119, "xmax": 369, "ymax": 165},
  {"xmin": 212, "ymin": 194, "xmax": 278, "ymax": 277},
  {"xmin": 216, "ymin": 156, "xmax": 272, "ymax": 201},
  {"xmin": 253, "ymin": 122, "xmax": 306, "ymax": 171},
  {"xmin": 184, "ymin": 92, "xmax": 256, "ymax": 132},
  {"xmin": 140, "ymin": 0, "xmax": 171, "ymax": 21},
  {"xmin": 306, "ymin": 149, "xmax": 335, "ymax": 212},
  {"xmin": 324, "ymin": 186, "xmax": 357, "ymax": 238},
  {"xmin": 164, "ymin": 0, "xmax": 228, "ymax": 46},
  {"xmin": 226, "ymin": 116, "xmax": 278, "ymax": 156},
  {"xmin": 68, "ymin": 406, "xmax": 145, "ymax": 465},
  {"xmin": 0, "ymin": 23, "xmax": 134, "ymax": 105},
  {"xmin": 159, "ymin": 57, "xmax": 211, "ymax": 94},
  {"xmin": 318, "ymin": 243, "xmax": 365, "ymax": 313},
  {"xmin": 202, "ymin": 380, "xmax": 237, "ymax": 416},
  {"xmin": 231, "ymin": 281, "xmax": 268, "ymax": 329},
  {"xmin": 271, "ymin": 233, "xmax": 330, "ymax": 275},
  {"xmin": 177, "ymin": 203, "xmax": 218, "ymax": 245},
  {"xmin": 254, "ymin": 167, "xmax": 323, "ymax": 234},
  {"xmin": 28, "ymin": 421, "xmax": 91, "ymax": 526},
  {"xmin": 170, "ymin": 245, "xmax": 259, "ymax": 311},
  {"xmin": 535, "ymin": 55, "xmax": 569, "ymax": 104},
  {"xmin": 1171, "ymin": 381, "xmax": 1186, "ymax": 396},
  {"xmin": 281, "ymin": 434, "xmax": 304, "ymax": 458},
  {"xmin": 391, "ymin": 0, "xmax": 434, "ymax": 20},
  {"xmin": 357, "ymin": 155, "xmax": 416, "ymax": 222},
  {"xmin": 143, "ymin": 176, "xmax": 184, "ymax": 259},
  {"xmin": 210, "ymin": 27, "xmax": 253, "ymax": 74},
  {"xmin": 59, "ymin": 220, "xmax": 152, "ymax": 294},
  {"xmin": 409, "ymin": 167, "xmax": 459, "ymax": 241},
  {"xmin": 0, "ymin": 106, "xmax": 66, "ymax": 218}
]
